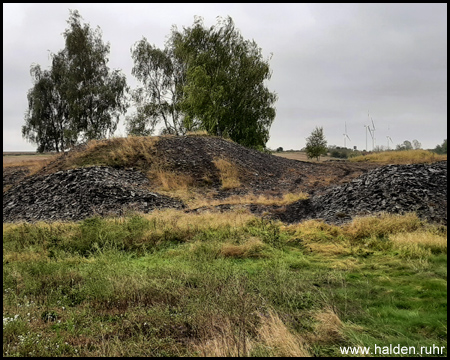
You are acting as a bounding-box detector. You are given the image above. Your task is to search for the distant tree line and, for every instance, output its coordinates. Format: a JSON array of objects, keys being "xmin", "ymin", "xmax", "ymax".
[
  {"xmin": 432, "ymin": 139, "xmax": 447, "ymax": 155},
  {"xmin": 22, "ymin": 11, "xmax": 277, "ymax": 152},
  {"xmin": 303, "ymin": 127, "xmax": 446, "ymax": 161}
]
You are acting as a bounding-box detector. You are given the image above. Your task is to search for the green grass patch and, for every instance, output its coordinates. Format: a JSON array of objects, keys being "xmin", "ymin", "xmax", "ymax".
[{"xmin": 3, "ymin": 211, "xmax": 447, "ymax": 357}]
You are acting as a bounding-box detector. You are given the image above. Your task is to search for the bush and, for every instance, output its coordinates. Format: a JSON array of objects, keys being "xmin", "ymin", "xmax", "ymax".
[{"xmin": 330, "ymin": 150, "xmax": 348, "ymax": 159}]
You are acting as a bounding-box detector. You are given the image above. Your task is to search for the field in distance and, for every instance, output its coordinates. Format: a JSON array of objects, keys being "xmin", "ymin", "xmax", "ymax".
[
  {"xmin": 272, "ymin": 151, "xmax": 336, "ymax": 162},
  {"xmin": 3, "ymin": 152, "xmax": 57, "ymax": 167}
]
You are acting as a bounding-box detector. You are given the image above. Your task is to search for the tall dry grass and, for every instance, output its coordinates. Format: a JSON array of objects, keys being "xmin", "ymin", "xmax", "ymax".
[
  {"xmin": 390, "ymin": 231, "xmax": 447, "ymax": 259},
  {"xmin": 149, "ymin": 169, "xmax": 196, "ymax": 192},
  {"xmin": 194, "ymin": 310, "xmax": 311, "ymax": 357},
  {"xmin": 257, "ymin": 310, "xmax": 311, "ymax": 357},
  {"xmin": 350, "ymin": 149, "xmax": 446, "ymax": 164},
  {"xmin": 212, "ymin": 157, "xmax": 241, "ymax": 189},
  {"xmin": 343, "ymin": 212, "xmax": 423, "ymax": 241},
  {"xmin": 188, "ymin": 191, "xmax": 309, "ymax": 209},
  {"xmin": 312, "ymin": 307, "xmax": 344, "ymax": 344},
  {"xmin": 67, "ymin": 136, "xmax": 159, "ymax": 169},
  {"xmin": 220, "ymin": 237, "xmax": 268, "ymax": 259}
]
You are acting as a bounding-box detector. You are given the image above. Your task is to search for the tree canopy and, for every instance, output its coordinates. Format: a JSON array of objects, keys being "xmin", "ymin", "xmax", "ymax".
[
  {"xmin": 127, "ymin": 35, "xmax": 186, "ymax": 136},
  {"xmin": 432, "ymin": 139, "xmax": 447, "ymax": 154},
  {"xmin": 305, "ymin": 126, "xmax": 328, "ymax": 161},
  {"xmin": 22, "ymin": 10, "xmax": 128, "ymax": 152},
  {"xmin": 396, "ymin": 140, "xmax": 413, "ymax": 151},
  {"xmin": 127, "ymin": 16, "xmax": 277, "ymax": 149}
]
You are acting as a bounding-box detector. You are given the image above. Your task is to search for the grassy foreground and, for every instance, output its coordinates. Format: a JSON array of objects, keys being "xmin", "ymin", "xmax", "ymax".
[{"xmin": 3, "ymin": 210, "xmax": 447, "ymax": 357}]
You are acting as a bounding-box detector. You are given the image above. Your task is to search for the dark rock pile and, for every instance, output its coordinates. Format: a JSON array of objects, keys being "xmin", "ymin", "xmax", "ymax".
[
  {"xmin": 155, "ymin": 136, "xmax": 380, "ymax": 195},
  {"xmin": 3, "ymin": 166, "xmax": 184, "ymax": 223},
  {"xmin": 3, "ymin": 135, "xmax": 447, "ymax": 227},
  {"xmin": 3, "ymin": 167, "xmax": 30, "ymax": 190},
  {"xmin": 277, "ymin": 161, "xmax": 447, "ymax": 225}
]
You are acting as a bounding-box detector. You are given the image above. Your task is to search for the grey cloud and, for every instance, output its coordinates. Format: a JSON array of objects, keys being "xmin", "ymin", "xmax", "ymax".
[{"xmin": 3, "ymin": 3, "xmax": 447, "ymax": 152}]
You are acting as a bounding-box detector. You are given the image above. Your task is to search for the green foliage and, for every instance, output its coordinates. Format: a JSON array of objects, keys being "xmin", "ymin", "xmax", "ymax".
[
  {"xmin": 432, "ymin": 139, "xmax": 447, "ymax": 154},
  {"xmin": 396, "ymin": 140, "xmax": 413, "ymax": 151},
  {"xmin": 305, "ymin": 126, "xmax": 328, "ymax": 160},
  {"xmin": 178, "ymin": 16, "xmax": 277, "ymax": 149},
  {"xmin": 329, "ymin": 148, "xmax": 349, "ymax": 159},
  {"xmin": 244, "ymin": 218, "xmax": 287, "ymax": 249},
  {"xmin": 127, "ymin": 37, "xmax": 185, "ymax": 136},
  {"xmin": 22, "ymin": 10, "xmax": 128, "ymax": 152},
  {"xmin": 126, "ymin": 16, "xmax": 277, "ymax": 149},
  {"xmin": 22, "ymin": 63, "xmax": 73, "ymax": 153}
]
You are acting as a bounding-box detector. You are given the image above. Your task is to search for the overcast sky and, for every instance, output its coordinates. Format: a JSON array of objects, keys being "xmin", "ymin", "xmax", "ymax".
[{"xmin": 3, "ymin": 3, "xmax": 447, "ymax": 152}]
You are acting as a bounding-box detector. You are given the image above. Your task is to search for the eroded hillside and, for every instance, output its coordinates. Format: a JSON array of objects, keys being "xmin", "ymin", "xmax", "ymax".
[{"xmin": 3, "ymin": 135, "xmax": 447, "ymax": 225}]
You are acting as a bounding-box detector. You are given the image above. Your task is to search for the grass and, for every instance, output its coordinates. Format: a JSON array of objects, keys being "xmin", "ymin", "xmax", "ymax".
[
  {"xmin": 274, "ymin": 149, "xmax": 447, "ymax": 164},
  {"xmin": 150, "ymin": 169, "xmax": 196, "ymax": 192},
  {"xmin": 3, "ymin": 139, "xmax": 447, "ymax": 356},
  {"xmin": 350, "ymin": 149, "xmax": 447, "ymax": 164},
  {"xmin": 188, "ymin": 191, "xmax": 309, "ymax": 209},
  {"xmin": 67, "ymin": 136, "xmax": 160, "ymax": 170},
  {"xmin": 212, "ymin": 157, "xmax": 242, "ymax": 190},
  {"xmin": 3, "ymin": 210, "xmax": 447, "ymax": 357}
]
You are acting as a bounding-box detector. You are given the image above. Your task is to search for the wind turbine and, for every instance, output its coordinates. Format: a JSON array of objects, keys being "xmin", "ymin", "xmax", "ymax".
[
  {"xmin": 364, "ymin": 124, "xmax": 369, "ymax": 151},
  {"xmin": 367, "ymin": 125, "xmax": 374, "ymax": 151},
  {"xmin": 387, "ymin": 136, "xmax": 393, "ymax": 150},
  {"xmin": 343, "ymin": 122, "xmax": 351, "ymax": 148},
  {"xmin": 370, "ymin": 117, "xmax": 376, "ymax": 150},
  {"xmin": 386, "ymin": 124, "xmax": 393, "ymax": 150},
  {"xmin": 364, "ymin": 110, "xmax": 370, "ymax": 151}
]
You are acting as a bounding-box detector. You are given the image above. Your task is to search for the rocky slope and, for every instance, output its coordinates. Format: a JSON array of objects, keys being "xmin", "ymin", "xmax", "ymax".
[
  {"xmin": 3, "ymin": 136, "xmax": 447, "ymax": 225},
  {"xmin": 276, "ymin": 161, "xmax": 447, "ymax": 225},
  {"xmin": 155, "ymin": 136, "xmax": 380, "ymax": 195},
  {"xmin": 20, "ymin": 136, "xmax": 380, "ymax": 196},
  {"xmin": 3, "ymin": 166, "xmax": 184, "ymax": 222}
]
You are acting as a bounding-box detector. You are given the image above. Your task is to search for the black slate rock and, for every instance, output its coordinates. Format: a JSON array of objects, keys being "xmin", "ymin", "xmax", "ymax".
[
  {"xmin": 3, "ymin": 166, "xmax": 184, "ymax": 223},
  {"xmin": 277, "ymin": 161, "xmax": 447, "ymax": 225}
]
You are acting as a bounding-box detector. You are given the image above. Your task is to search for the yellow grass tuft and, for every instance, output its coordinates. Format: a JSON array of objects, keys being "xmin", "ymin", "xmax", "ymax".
[
  {"xmin": 193, "ymin": 310, "xmax": 311, "ymax": 357},
  {"xmin": 212, "ymin": 157, "xmax": 241, "ymax": 190},
  {"xmin": 343, "ymin": 212, "xmax": 422, "ymax": 241},
  {"xmin": 151, "ymin": 169, "xmax": 195, "ymax": 192},
  {"xmin": 307, "ymin": 242, "xmax": 352, "ymax": 257},
  {"xmin": 258, "ymin": 310, "xmax": 311, "ymax": 357},
  {"xmin": 68, "ymin": 136, "xmax": 159, "ymax": 169},
  {"xmin": 312, "ymin": 307, "xmax": 344, "ymax": 344},
  {"xmin": 189, "ymin": 191, "xmax": 309, "ymax": 209},
  {"xmin": 141, "ymin": 208, "xmax": 256, "ymax": 234},
  {"xmin": 108, "ymin": 136, "xmax": 157, "ymax": 164},
  {"xmin": 220, "ymin": 237, "xmax": 267, "ymax": 258},
  {"xmin": 193, "ymin": 316, "xmax": 253, "ymax": 357},
  {"xmin": 287, "ymin": 219, "xmax": 343, "ymax": 243},
  {"xmin": 390, "ymin": 231, "xmax": 447, "ymax": 258}
]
